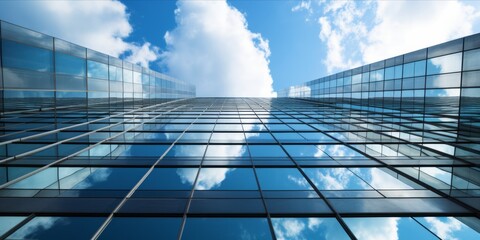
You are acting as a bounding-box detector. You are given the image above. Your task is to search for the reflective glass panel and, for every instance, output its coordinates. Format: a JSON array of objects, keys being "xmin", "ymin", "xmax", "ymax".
[
  {"xmin": 249, "ymin": 145, "xmax": 288, "ymax": 158},
  {"xmin": 6, "ymin": 217, "xmax": 104, "ymax": 240},
  {"xmin": 204, "ymin": 145, "xmax": 249, "ymax": 158},
  {"xmin": 415, "ymin": 217, "xmax": 480, "ymax": 240},
  {"xmin": 55, "ymin": 52, "xmax": 86, "ymax": 76},
  {"xmin": 181, "ymin": 218, "xmax": 272, "ymax": 240},
  {"xmin": 0, "ymin": 216, "xmax": 26, "ymax": 237},
  {"xmin": 350, "ymin": 168, "xmax": 418, "ymax": 190},
  {"xmin": 427, "ymin": 53, "xmax": 462, "ymax": 75},
  {"xmin": 344, "ymin": 217, "xmax": 438, "ymax": 240},
  {"xmin": 2, "ymin": 40, "xmax": 52, "ymax": 72},
  {"xmin": 99, "ymin": 217, "xmax": 182, "ymax": 240},
  {"xmin": 272, "ymin": 218, "xmax": 350, "ymax": 240},
  {"xmin": 139, "ymin": 168, "xmax": 197, "ymax": 190},
  {"xmin": 256, "ymin": 168, "xmax": 312, "ymax": 190},
  {"xmin": 195, "ymin": 168, "xmax": 258, "ymax": 190},
  {"xmin": 303, "ymin": 168, "xmax": 372, "ymax": 190}
]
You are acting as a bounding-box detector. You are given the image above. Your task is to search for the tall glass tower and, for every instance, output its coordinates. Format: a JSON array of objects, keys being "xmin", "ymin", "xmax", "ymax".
[{"xmin": 0, "ymin": 21, "xmax": 478, "ymax": 239}]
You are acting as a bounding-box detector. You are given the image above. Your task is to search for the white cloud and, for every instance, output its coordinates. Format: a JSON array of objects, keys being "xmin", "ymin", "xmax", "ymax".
[
  {"xmin": 345, "ymin": 217, "xmax": 399, "ymax": 240},
  {"xmin": 292, "ymin": 1, "xmax": 311, "ymax": 12},
  {"xmin": 424, "ymin": 217, "xmax": 462, "ymax": 240},
  {"xmin": 286, "ymin": 85, "xmax": 311, "ymax": 97},
  {"xmin": 0, "ymin": 0, "xmax": 158, "ymax": 68},
  {"xmin": 303, "ymin": 0, "xmax": 480, "ymax": 73},
  {"xmin": 195, "ymin": 168, "xmax": 233, "ymax": 190},
  {"xmin": 317, "ymin": 1, "xmax": 368, "ymax": 73},
  {"xmin": 8, "ymin": 217, "xmax": 62, "ymax": 239},
  {"xmin": 161, "ymin": 0, "xmax": 276, "ymax": 97},
  {"xmin": 363, "ymin": 1, "xmax": 479, "ymax": 64},
  {"xmin": 287, "ymin": 174, "xmax": 310, "ymax": 188},
  {"xmin": 273, "ymin": 219, "xmax": 306, "ymax": 240},
  {"xmin": 307, "ymin": 218, "xmax": 322, "ymax": 230}
]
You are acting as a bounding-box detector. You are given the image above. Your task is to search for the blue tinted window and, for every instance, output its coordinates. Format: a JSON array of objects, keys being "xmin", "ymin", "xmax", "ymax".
[
  {"xmin": 245, "ymin": 132, "xmax": 276, "ymax": 143},
  {"xmin": 283, "ymin": 145, "xmax": 324, "ymax": 158},
  {"xmin": 403, "ymin": 63, "xmax": 414, "ymax": 78},
  {"xmin": 350, "ymin": 168, "xmax": 420, "ymax": 190},
  {"xmin": 182, "ymin": 218, "xmax": 272, "ymax": 240},
  {"xmin": 394, "ymin": 65, "xmax": 403, "ymax": 79},
  {"xmin": 2, "ymin": 40, "xmax": 53, "ymax": 72},
  {"xmin": 249, "ymin": 145, "xmax": 287, "ymax": 158},
  {"xmin": 0, "ymin": 216, "xmax": 26, "ymax": 236},
  {"xmin": 166, "ymin": 145, "xmax": 207, "ymax": 158},
  {"xmin": 272, "ymin": 218, "xmax": 349, "ymax": 240},
  {"xmin": 427, "ymin": 53, "xmax": 462, "ymax": 75},
  {"xmin": 109, "ymin": 65, "xmax": 123, "ymax": 81},
  {"xmin": 7, "ymin": 217, "xmax": 104, "ymax": 240},
  {"xmin": 99, "ymin": 217, "xmax": 182, "ymax": 240},
  {"xmin": 385, "ymin": 67, "xmax": 395, "ymax": 80},
  {"xmin": 87, "ymin": 60, "xmax": 108, "ymax": 79},
  {"xmin": 205, "ymin": 145, "xmax": 249, "ymax": 158},
  {"xmin": 415, "ymin": 217, "xmax": 480, "ymax": 240},
  {"xmin": 317, "ymin": 145, "xmax": 363, "ymax": 157},
  {"xmin": 195, "ymin": 168, "xmax": 258, "ymax": 190},
  {"xmin": 119, "ymin": 144, "xmax": 169, "ymax": 157},
  {"xmin": 463, "ymin": 49, "xmax": 480, "ymax": 71},
  {"xmin": 58, "ymin": 167, "xmax": 147, "ymax": 190},
  {"xmin": 303, "ymin": 168, "xmax": 372, "ymax": 190},
  {"xmin": 256, "ymin": 168, "xmax": 312, "ymax": 190},
  {"xmin": 344, "ymin": 217, "xmax": 438, "ymax": 240},
  {"xmin": 414, "ymin": 60, "xmax": 426, "ymax": 76},
  {"xmin": 139, "ymin": 168, "xmax": 197, "ymax": 190},
  {"xmin": 55, "ymin": 52, "xmax": 85, "ymax": 76}
]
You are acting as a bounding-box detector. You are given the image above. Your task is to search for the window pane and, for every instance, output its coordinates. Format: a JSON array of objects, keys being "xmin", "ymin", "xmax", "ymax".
[
  {"xmin": 345, "ymin": 217, "xmax": 438, "ymax": 240},
  {"xmin": 204, "ymin": 145, "xmax": 249, "ymax": 158},
  {"xmin": 195, "ymin": 168, "xmax": 257, "ymax": 190},
  {"xmin": 210, "ymin": 133, "xmax": 245, "ymax": 143},
  {"xmin": 2, "ymin": 40, "xmax": 53, "ymax": 72},
  {"xmin": 0, "ymin": 216, "xmax": 27, "ymax": 236},
  {"xmin": 463, "ymin": 48, "xmax": 480, "ymax": 71},
  {"xmin": 55, "ymin": 52, "xmax": 86, "ymax": 76},
  {"xmin": 249, "ymin": 145, "xmax": 287, "ymax": 158},
  {"xmin": 58, "ymin": 167, "xmax": 147, "ymax": 190},
  {"xmin": 427, "ymin": 53, "xmax": 462, "ymax": 75},
  {"xmin": 350, "ymin": 168, "xmax": 420, "ymax": 190},
  {"xmin": 99, "ymin": 217, "xmax": 182, "ymax": 240},
  {"xmin": 256, "ymin": 168, "xmax": 312, "ymax": 190},
  {"xmin": 181, "ymin": 218, "xmax": 272, "ymax": 240},
  {"xmin": 87, "ymin": 60, "xmax": 108, "ymax": 79},
  {"xmin": 414, "ymin": 217, "xmax": 480, "ymax": 240},
  {"xmin": 6, "ymin": 217, "xmax": 104, "ymax": 240},
  {"xmin": 303, "ymin": 168, "xmax": 372, "ymax": 190},
  {"xmin": 139, "ymin": 168, "xmax": 197, "ymax": 190},
  {"xmin": 272, "ymin": 218, "xmax": 349, "ymax": 240},
  {"xmin": 426, "ymin": 73, "xmax": 461, "ymax": 88}
]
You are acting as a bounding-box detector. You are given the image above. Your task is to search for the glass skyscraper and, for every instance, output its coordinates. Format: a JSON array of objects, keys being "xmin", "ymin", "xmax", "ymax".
[{"xmin": 0, "ymin": 21, "xmax": 479, "ymax": 239}]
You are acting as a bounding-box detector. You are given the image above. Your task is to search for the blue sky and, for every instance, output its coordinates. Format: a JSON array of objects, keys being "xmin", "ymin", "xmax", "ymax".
[{"xmin": 0, "ymin": 0, "xmax": 479, "ymax": 96}]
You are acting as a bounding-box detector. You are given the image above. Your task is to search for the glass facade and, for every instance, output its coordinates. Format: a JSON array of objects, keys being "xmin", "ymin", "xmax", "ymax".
[
  {"xmin": 0, "ymin": 22, "xmax": 479, "ymax": 239},
  {"xmin": 0, "ymin": 21, "xmax": 195, "ymax": 113}
]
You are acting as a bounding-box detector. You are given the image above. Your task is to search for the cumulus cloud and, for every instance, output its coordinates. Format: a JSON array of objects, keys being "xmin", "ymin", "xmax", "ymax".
[
  {"xmin": 302, "ymin": 0, "xmax": 480, "ymax": 73},
  {"xmin": 161, "ymin": 0, "xmax": 276, "ymax": 97},
  {"xmin": 424, "ymin": 217, "xmax": 463, "ymax": 240},
  {"xmin": 345, "ymin": 217, "xmax": 399, "ymax": 240},
  {"xmin": 0, "ymin": 0, "xmax": 158, "ymax": 68},
  {"xmin": 292, "ymin": 1, "xmax": 312, "ymax": 12},
  {"xmin": 273, "ymin": 218, "xmax": 306, "ymax": 240}
]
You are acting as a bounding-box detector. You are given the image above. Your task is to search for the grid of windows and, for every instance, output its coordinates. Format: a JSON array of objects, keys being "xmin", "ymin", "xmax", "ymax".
[
  {"xmin": 280, "ymin": 33, "xmax": 480, "ymax": 137},
  {"xmin": 0, "ymin": 98, "xmax": 478, "ymax": 239},
  {"xmin": 0, "ymin": 20, "xmax": 195, "ymax": 113},
  {"xmin": 0, "ymin": 20, "xmax": 479, "ymax": 239}
]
